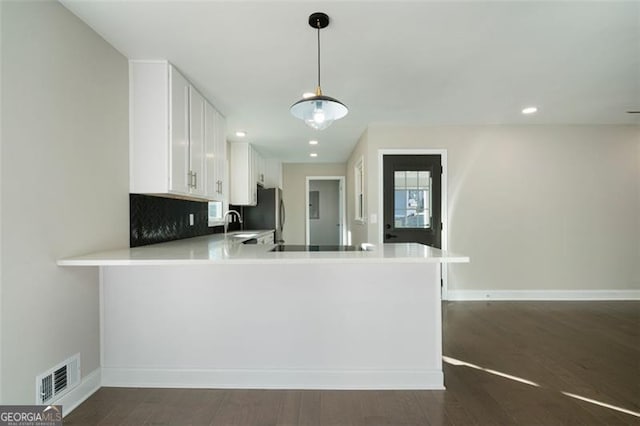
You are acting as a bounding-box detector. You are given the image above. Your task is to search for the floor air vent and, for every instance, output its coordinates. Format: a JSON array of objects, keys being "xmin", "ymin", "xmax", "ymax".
[{"xmin": 36, "ymin": 353, "xmax": 80, "ymax": 404}]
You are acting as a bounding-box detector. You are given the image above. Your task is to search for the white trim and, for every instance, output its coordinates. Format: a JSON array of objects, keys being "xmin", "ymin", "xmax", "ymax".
[
  {"xmin": 377, "ymin": 149, "xmax": 449, "ymax": 299},
  {"xmin": 305, "ymin": 176, "xmax": 347, "ymax": 245},
  {"xmin": 59, "ymin": 368, "xmax": 101, "ymax": 417},
  {"xmin": 354, "ymin": 156, "xmax": 365, "ymax": 222},
  {"xmin": 305, "ymin": 179, "xmax": 309, "ymax": 244},
  {"xmin": 99, "ymin": 267, "xmax": 105, "ymax": 368},
  {"xmin": 101, "ymin": 367, "xmax": 444, "ymax": 390},
  {"xmin": 447, "ymin": 289, "xmax": 640, "ymax": 301}
]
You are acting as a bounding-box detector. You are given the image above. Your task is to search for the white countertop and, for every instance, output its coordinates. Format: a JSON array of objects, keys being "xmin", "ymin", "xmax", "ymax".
[{"xmin": 57, "ymin": 231, "xmax": 469, "ymax": 266}]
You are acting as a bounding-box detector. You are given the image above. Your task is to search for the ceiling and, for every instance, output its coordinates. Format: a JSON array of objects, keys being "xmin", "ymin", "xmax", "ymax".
[{"xmin": 60, "ymin": 0, "xmax": 640, "ymax": 163}]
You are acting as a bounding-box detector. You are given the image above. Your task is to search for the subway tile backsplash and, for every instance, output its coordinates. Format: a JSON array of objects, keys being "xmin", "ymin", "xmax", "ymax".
[{"xmin": 129, "ymin": 194, "xmax": 224, "ymax": 247}]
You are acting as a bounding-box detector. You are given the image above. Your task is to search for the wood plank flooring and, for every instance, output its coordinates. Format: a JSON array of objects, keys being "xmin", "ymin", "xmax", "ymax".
[{"xmin": 64, "ymin": 301, "xmax": 640, "ymax": 425}]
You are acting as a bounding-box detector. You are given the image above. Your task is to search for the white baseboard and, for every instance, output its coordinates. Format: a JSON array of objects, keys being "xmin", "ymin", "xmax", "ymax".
[
  {"xmin": 447, "ymin": 289, "xmax": 640, "ymax": 301},
  {"xmin": 101, "ymin": 367, "xmax": 444, "ymax": 390},
  {"xmin": 58, "ymin": 368, "xmax": 101, "ymax": 417}
]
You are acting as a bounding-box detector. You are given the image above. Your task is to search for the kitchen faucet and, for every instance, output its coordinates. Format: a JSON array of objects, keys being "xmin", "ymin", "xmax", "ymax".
[{"xmin": 223, "ymin": 210, "xmax": 243, "ymax": 235}]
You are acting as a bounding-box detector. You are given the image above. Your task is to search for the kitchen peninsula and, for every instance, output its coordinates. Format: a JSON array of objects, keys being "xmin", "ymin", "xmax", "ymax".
[{"xmin": 58, "ymin": 233, "xmax": 469, "ymax": 390}]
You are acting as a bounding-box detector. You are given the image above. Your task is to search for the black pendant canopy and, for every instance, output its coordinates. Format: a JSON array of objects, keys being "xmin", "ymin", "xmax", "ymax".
[{"xmin": 309, "ymin": 12, "xmax": 329, "ymax": 29}]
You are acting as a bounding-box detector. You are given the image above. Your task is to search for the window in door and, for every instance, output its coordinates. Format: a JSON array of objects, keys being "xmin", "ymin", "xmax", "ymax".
[{"xmin": 394, "ymin": 171, "xmax": 431, "ymax": 229}]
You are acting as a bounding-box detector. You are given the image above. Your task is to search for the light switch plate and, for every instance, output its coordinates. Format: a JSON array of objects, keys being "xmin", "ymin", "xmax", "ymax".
[{"xmin": 370, "ymin": 213, "xmax": 377, "ymax": 224}]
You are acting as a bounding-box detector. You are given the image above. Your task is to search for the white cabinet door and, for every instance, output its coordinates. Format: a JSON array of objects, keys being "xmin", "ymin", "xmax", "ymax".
[
  {"xmin": 264, "ymin": 159, "xmax": 282, "ymax": 189},
  {"xmin": 249, "ymin": 145, "xmax": 257, "ymax": 204},
  {"xmin": 256, "ymin": 153, "xmax": 266, "ymax": 186},
  {"xmin": 214, "ymin": 108, "xmax": 227, "ymax": 201},
  {"xmin": 258, "ymin": 232, "xmax": 274, "ymax": 245},
  {"xmin": 189, "ymin": 87, "xmax": 206, "ymax": 197},
  {"xmin": 229, "ymin": 142, "xmax": 257, "ymax": 206},
  {"xmin": 204, "ymin": 102, "xmax": 227, "ymax": 202},
  {"xmin": 204, "ymin": 101, "xmax": 216, "ymax": 200},
  {"xmin": 169, "ymin": 66, "xmax": 190, "ymax": 195},
  {"xmin": 252, "ymin": 148, "xmax": 259, "ymax": 185}
]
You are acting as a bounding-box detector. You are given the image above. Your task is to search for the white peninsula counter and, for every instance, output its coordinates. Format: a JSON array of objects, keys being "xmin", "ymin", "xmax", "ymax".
[{"xmin": 59, "ymin": 233, "xmax": 469, "ymax": 390}]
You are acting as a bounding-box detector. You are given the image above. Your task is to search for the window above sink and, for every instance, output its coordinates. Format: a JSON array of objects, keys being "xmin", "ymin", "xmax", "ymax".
[{"xmin": 208, "ymin": 201, "xmax": 224, "ymax": 226}]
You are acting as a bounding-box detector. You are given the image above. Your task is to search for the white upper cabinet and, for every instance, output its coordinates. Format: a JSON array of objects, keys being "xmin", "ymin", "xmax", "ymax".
[
  {"xmin": 251, "ymin": 149, "xmax": 281, "ymax": 188},
  {"xmin": 264, "ymin": 159, "xmax": 282, "ymax": 189},
  {"xmin": 229, "ymin": 143, "xmax": 282, "ymax": 204},
  {"xmin": 229, "ymin": 142, "xmax": 257, "ymax": 206},
  {"xmin": 130, "ymin": 60, "xmax": 226, "ymax": 201}
]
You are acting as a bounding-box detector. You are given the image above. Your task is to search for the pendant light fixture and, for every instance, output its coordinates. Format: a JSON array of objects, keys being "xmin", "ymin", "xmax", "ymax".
[{"xmin": 290, "ymin": 12, "xmax": 348, "ymax": 130}]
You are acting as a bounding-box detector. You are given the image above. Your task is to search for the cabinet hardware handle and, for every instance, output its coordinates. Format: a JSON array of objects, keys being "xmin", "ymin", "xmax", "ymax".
[
  {"xmin": 193, "ymin": 172, "xmax": 197, "ymax": 189},
  {"xmin": 188, "ymin": 171, "xmax": 194, "ymax": 188}
]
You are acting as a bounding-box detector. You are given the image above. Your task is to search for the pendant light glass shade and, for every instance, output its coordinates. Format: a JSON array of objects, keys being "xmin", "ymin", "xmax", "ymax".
[
  {"xmin": 290, "ymin": 12, "xmax": 348, "ymax": 130},
  {"xmin": 290, "ymin": 94, "xmax": 348, "ymax": 131}
]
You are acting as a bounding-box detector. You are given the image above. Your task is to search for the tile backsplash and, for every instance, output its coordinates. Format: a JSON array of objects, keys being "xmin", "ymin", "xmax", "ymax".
[{"xmin": 130, "ymin": 194, "xmax": 224, "ymax": 247}]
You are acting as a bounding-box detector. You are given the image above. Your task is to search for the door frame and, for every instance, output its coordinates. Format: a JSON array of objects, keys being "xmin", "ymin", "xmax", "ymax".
[
  {"xmin": 377, "ymin": 149, "xmax": 449, "ymax": 299},
  {"xmin": 305, "ymin": 176, "xmax": 347, "ymax": 245}
]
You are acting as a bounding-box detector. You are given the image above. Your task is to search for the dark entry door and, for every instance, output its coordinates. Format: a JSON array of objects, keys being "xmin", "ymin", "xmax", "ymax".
[{"xmin": 383, "ymin": 155, "xmax": 442, "ymax": 248}]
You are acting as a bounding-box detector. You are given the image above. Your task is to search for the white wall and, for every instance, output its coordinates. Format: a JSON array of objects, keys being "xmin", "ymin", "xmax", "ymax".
[
  {"xmin": 309, "ymin": 180, "xmax": 340, "ymax": 245},
  {"xmin": 282, "ymin": 163, "xmax": 346, "ymax": 245},
  {"xmin": 348, "ymin": 125, "xmax": 640, "ymax": 292},
  {"xmin": 1, "ymin": 1, "xmax": 128, "ymax": 403}
]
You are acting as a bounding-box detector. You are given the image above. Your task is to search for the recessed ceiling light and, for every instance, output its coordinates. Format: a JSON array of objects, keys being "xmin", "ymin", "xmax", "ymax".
[
  {"xmin": 309, "ymin": 140, "xmax": 319, "ymax": 145},
  {"xmin": 522, "ymin": 106, "xmax": 538, "ymax": 115},
  {"xmin": 310, "ymin": 152, "xmax": 318, "ymax": 158},
  {"xmin": 302, "ymin": 92, "xmax": 315, "ymax": 99},
  {"xmin": 235, "ymin": 130, "xmax": 247, "ymax": 137}
]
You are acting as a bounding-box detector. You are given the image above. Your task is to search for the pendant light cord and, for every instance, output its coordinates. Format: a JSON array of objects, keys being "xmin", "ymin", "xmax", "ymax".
[{"xmin": 317, "ymin": 21, "xmax": 321, "ymax": 90}]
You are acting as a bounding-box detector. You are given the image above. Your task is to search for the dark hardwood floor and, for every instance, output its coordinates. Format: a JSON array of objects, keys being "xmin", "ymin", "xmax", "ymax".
[{"xmin": 65, "ymin": 301, "xmax": 640, "ymax": 425}]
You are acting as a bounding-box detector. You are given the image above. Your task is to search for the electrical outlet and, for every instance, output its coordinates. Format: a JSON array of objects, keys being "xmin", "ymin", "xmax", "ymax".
[{"xmin": 189, "ymin": 214, "xmax": 194, "ymax": 226}]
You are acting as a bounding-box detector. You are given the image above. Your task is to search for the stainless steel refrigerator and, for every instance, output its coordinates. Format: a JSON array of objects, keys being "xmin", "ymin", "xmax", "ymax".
[{"xmin": 243, "ymin": 186, "xmax": 285, "ymax": 243}]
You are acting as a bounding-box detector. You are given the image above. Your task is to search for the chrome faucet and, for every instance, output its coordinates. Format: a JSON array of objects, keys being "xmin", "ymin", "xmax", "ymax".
[{"xmin": 223, "ymin": 210, "xmax": 243, "ymax": 235}]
